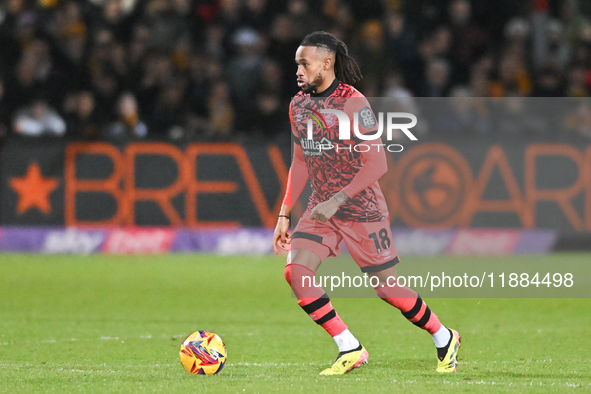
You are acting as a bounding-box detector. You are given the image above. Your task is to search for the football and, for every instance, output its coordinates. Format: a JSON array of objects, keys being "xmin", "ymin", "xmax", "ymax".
[{"xmin": 179, "ymin": 331, "xmax": 227, "ymax": 375}]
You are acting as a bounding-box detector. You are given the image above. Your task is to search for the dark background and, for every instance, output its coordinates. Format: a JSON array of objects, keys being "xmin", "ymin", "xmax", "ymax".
[{"xmin": 1, "ymin": 0, "xmax": 591, "ymax": 234}]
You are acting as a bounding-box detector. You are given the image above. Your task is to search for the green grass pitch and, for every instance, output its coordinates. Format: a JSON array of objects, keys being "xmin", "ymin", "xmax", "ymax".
[{"xmin": 0, "ymin": 253, "xmax": 590, "ymax": 393}]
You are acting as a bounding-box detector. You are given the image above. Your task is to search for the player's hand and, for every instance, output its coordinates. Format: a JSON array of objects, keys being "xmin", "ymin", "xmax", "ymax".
[
  {"xmin": 309, "ymin": 199, "xmax": 340, "ymax": 222},
  {"xmin": 273, "ymin": 216, "xmax": 291, "ymax": 253}
]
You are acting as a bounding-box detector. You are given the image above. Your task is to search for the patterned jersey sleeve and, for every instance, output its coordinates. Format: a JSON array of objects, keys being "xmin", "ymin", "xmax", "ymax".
[
  {"xmin": 289, "ymin": 101, "xmax": 301, "ymax": 145},
  {"xmin": 343, "ymin": 94, "xmax": 379, "ymax": 142}
]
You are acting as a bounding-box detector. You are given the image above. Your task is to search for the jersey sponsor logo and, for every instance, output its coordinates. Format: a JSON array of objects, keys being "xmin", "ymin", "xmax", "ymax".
[{"xmin": 300, "ymin": 137, "xmax": 334, "ymax": 156}]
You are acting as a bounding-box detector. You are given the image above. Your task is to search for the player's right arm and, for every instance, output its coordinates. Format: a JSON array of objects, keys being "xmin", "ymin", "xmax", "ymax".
[
  {"xmin": 273, "ymin": 142, "xmax": 308, "ymax": 253},
  {"xmin": 274, "ymin": 103, "xmax": 309, "ymax": 253}
]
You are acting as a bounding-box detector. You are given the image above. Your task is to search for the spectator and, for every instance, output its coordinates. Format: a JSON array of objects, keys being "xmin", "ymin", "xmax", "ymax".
[
  {"xmin": 469, "ymin": 55, "xmax": 494, "ymax": 97},
  {"xmin": 249, "ymin": 91, "xmax": 284, "ymax": 140},
  {"xmin": 267, "ymin": 14, "xmax": 300, "ymax": 98},
  {"xmin": 243, "ymin": 0, "xmax": 271, "ymax": 33},
  {"xmin": 384, "ymin": 10, "xmax": 417, "ymax": 76},
  {"xmin": 502, "ymin": 18, "xmax": 530, "ymax": 75},
  {"xmin": 216, "ymin": 0, "xmax": 244, "ymax": 38},
  {"xmin": 489, "ymin": 54, "xmax": 531, "ymax": 97},
  {"xmin": 48, "ymin": 0, "xmax": 87, "ymax": 65},
  {"xmin": 203, "ymin": 23, "xmax": 226, "ymax": 60},
  {"xmin": 97, "ymin": 0, "xmax": 137, "ymax": 43},
  {"xmin": 186, "ymin": 54, "xmax": 212, "ymax": 119},
  {"xmin": 146, "ymin": 0, "xmax": 190, "ymax": 52},
  {"xmin": 227, "ymin": 28, "xmax": 264, "ymax": 127},
  {"xmin": 574, "ymin": 25, "xmax": 591, "ymax": 87},
  {"xmin": 63, "ymin": 90, "xmax": 102, "ymax": 139},
  {"xmin": 423, "ymin": 58, "xmax": 452, "ymax": 97},
  {"xmin": 137, "ymin": 50, "xmax": 175, "ymax": 115},
  {"xmin": 1, "ymin": 0, "xmax": 591, "ymax": 141},
  {"xmin": 406, "ymin": 33, "xmax": 441, "ymax": 96},
  {"xmin": 431, "ymin": 25, "xmax": 453, "ymax": 59},
  {"xmin": 566, "ymin": 64, "xmax": 589, "ymax": 97},
  {"xmin": 562, "ymin": 0, "xmax": 591, "ymax": 42},
  {"xmin": 106, "ymin": 92, "xmax": 148, "ymax": 139},
  {"xmin": 12, "ymin": 38, "xmax": 73, "ymax": 111},
  {"xmin": 0, "ymin": 0, "xmax": 29, "ymax": 50},
  {"xmin": 148, "ymin": 79, "xmax": 188, "ymax": 138},
  {"xmin": 15, "ymin": 12, "xmax": 38, "ymax": 51},
  {"xmin": 286, "ymin": 0, "xmax": 322, "ymax": 40},
  {"xmin": 353, "ymin": 20, "xmax": 388, "ymax": 95},
  {"xmin": 447, "ymin": 0, "xmax": 489, "ymax": 85},
  {"xmin": 533, "ymin": 19, "xmax": 570, "ymax": 73},
  {"xmin": 207, "ymin": 81, "xmax": 234, "ymax": 139},
  {"xmin": 129, "ymin": 21, "xmax": 152, "ymax": 64},
  {"xmin": 531, "ymin": 65, "xmax": 563, "ymax": 97},
  {"xmin": 91, "ymin": 71, "xmax": 120, "ymax": 123},
  {"xmin": 323, "ymin": 0, "xmax": 354, "ymax": 35},
  {"xmin": 383, "ymin": 70, "xmax": 413, "ymax": 99},
  {"xmin": 13, "ymin": 98, "xmax": 66, "ymax": 137}
]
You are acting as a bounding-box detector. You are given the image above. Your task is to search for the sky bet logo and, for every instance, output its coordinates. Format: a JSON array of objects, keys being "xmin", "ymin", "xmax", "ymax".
[{"xmin": 302, "ymin": 108, "xmax": 418, "ymax": 154}]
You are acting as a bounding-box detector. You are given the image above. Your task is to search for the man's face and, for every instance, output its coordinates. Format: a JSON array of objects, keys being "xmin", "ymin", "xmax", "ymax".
[{"xmin": 295, "ymin": 46, "xmax": 331, "ymax": 93}]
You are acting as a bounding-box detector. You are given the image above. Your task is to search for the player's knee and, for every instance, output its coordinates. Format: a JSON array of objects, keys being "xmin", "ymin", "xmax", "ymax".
[{"xmin": 283, "ymin": 264, "xmax": 292, "ymax": 286}]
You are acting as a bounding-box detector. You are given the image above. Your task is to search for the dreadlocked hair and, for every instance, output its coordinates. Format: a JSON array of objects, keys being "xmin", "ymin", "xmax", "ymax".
[{"xmin": 300, "ymin": 31, "xmax": 363, "ymax": 85}]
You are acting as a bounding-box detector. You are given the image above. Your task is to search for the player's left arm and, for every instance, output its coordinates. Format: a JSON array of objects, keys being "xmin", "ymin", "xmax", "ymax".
[{"xmin": 274, "ymin": 143, "xmax": 309, "ymax": 252}]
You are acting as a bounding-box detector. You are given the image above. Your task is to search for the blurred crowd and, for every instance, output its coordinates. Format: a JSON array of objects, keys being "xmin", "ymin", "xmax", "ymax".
[{"xmin": 2, "ymin": 0, "xmax": 591, "ymax": 142}]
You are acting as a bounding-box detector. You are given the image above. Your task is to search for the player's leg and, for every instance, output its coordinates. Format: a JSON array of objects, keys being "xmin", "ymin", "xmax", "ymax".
[
  {"xmin": 368, "ymin": 265, "xmax": 460, "ymax": 372},
  {"xmin": 286, "ymin": 248, "xmax": 349, "ymax": 339},
  {"xmin": 285, "ymin": 216, "xmax": 368, "ymax": 375},
  {"xmin": 286, "ymin": 249, "xmax": 368, "ymax": 375},
  {"xmin": 340, "ymin": 219, "xmax": 460, "ymax": 372}
]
